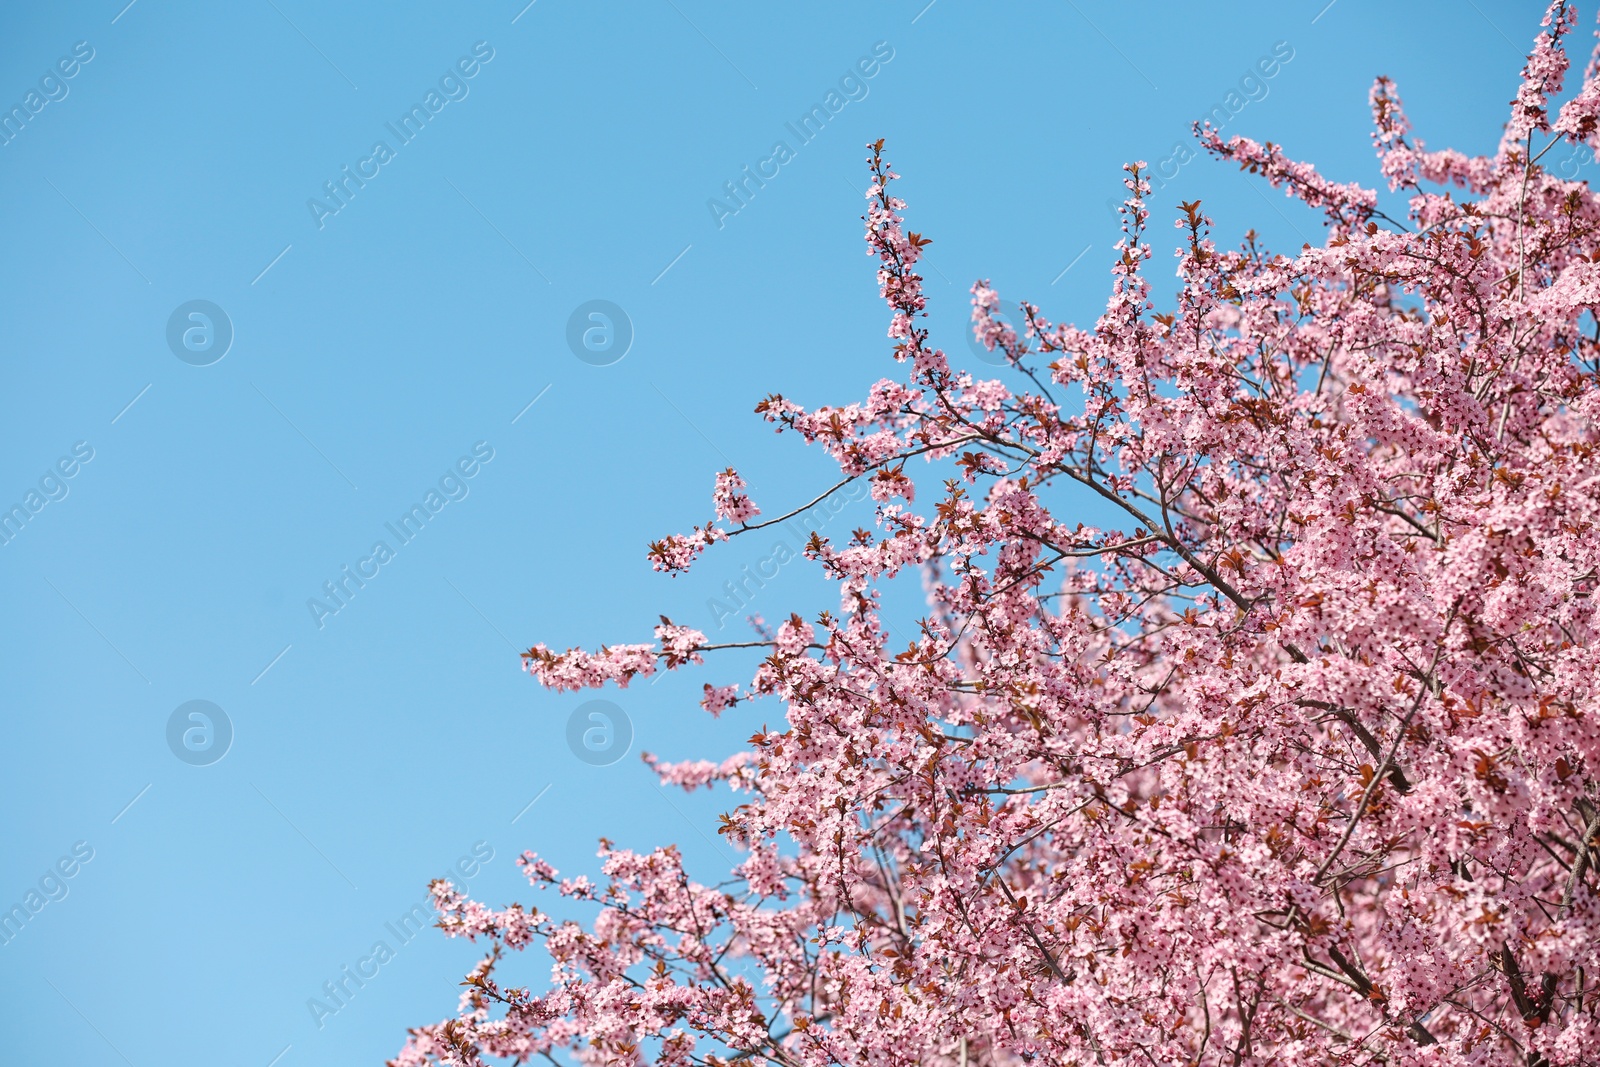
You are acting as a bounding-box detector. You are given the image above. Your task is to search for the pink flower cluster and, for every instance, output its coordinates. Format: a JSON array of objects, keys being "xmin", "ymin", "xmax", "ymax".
[
  {"xmin": 521, "ymin": 621, "xmax": 707, "ymax": 691},
  {"xmin": 400, "ymin": 9, "xmax": 1600, "ymax": 1066},
  {"xmin": 712, "ymin": 469, "xmax": 760, "ymax": 524}
]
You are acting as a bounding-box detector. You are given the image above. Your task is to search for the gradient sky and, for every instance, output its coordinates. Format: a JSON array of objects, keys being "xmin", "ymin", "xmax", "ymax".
[{"xmin": 0, "ymin": 2, "xmax": 1548, "ymax": 1064}]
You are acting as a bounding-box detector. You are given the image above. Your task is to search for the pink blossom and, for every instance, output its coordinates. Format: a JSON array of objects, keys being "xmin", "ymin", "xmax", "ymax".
[
  {"xmin": 399, "ymin": 16, "xmax": 1600, "ymax": 1067},
  {"xmin": 711, "ymin": 468, "xmax": 760, "ymax": 523}
]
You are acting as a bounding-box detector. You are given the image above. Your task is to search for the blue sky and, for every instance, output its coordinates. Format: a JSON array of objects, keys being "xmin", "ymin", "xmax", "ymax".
[{"xmin": 0, "ymin": 1, "xmax": 1540, "ymax": 1063}]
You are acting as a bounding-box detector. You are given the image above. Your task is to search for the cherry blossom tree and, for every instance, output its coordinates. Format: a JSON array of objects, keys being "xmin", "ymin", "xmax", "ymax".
[{"xmin": 396, "ymin": 6, "xmax": 1600, "ymax": 1065}]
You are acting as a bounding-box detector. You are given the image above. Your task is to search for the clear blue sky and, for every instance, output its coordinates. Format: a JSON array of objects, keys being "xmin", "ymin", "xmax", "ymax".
[{"xmin": 0, "ymin": 1, "xmax": 1538, "ymax": 1063}]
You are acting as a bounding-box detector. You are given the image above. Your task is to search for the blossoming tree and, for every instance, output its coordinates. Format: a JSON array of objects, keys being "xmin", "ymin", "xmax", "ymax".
[{"xmin": 396, "ymin": 6, "xmax": 1600, "ymax": 1065}]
